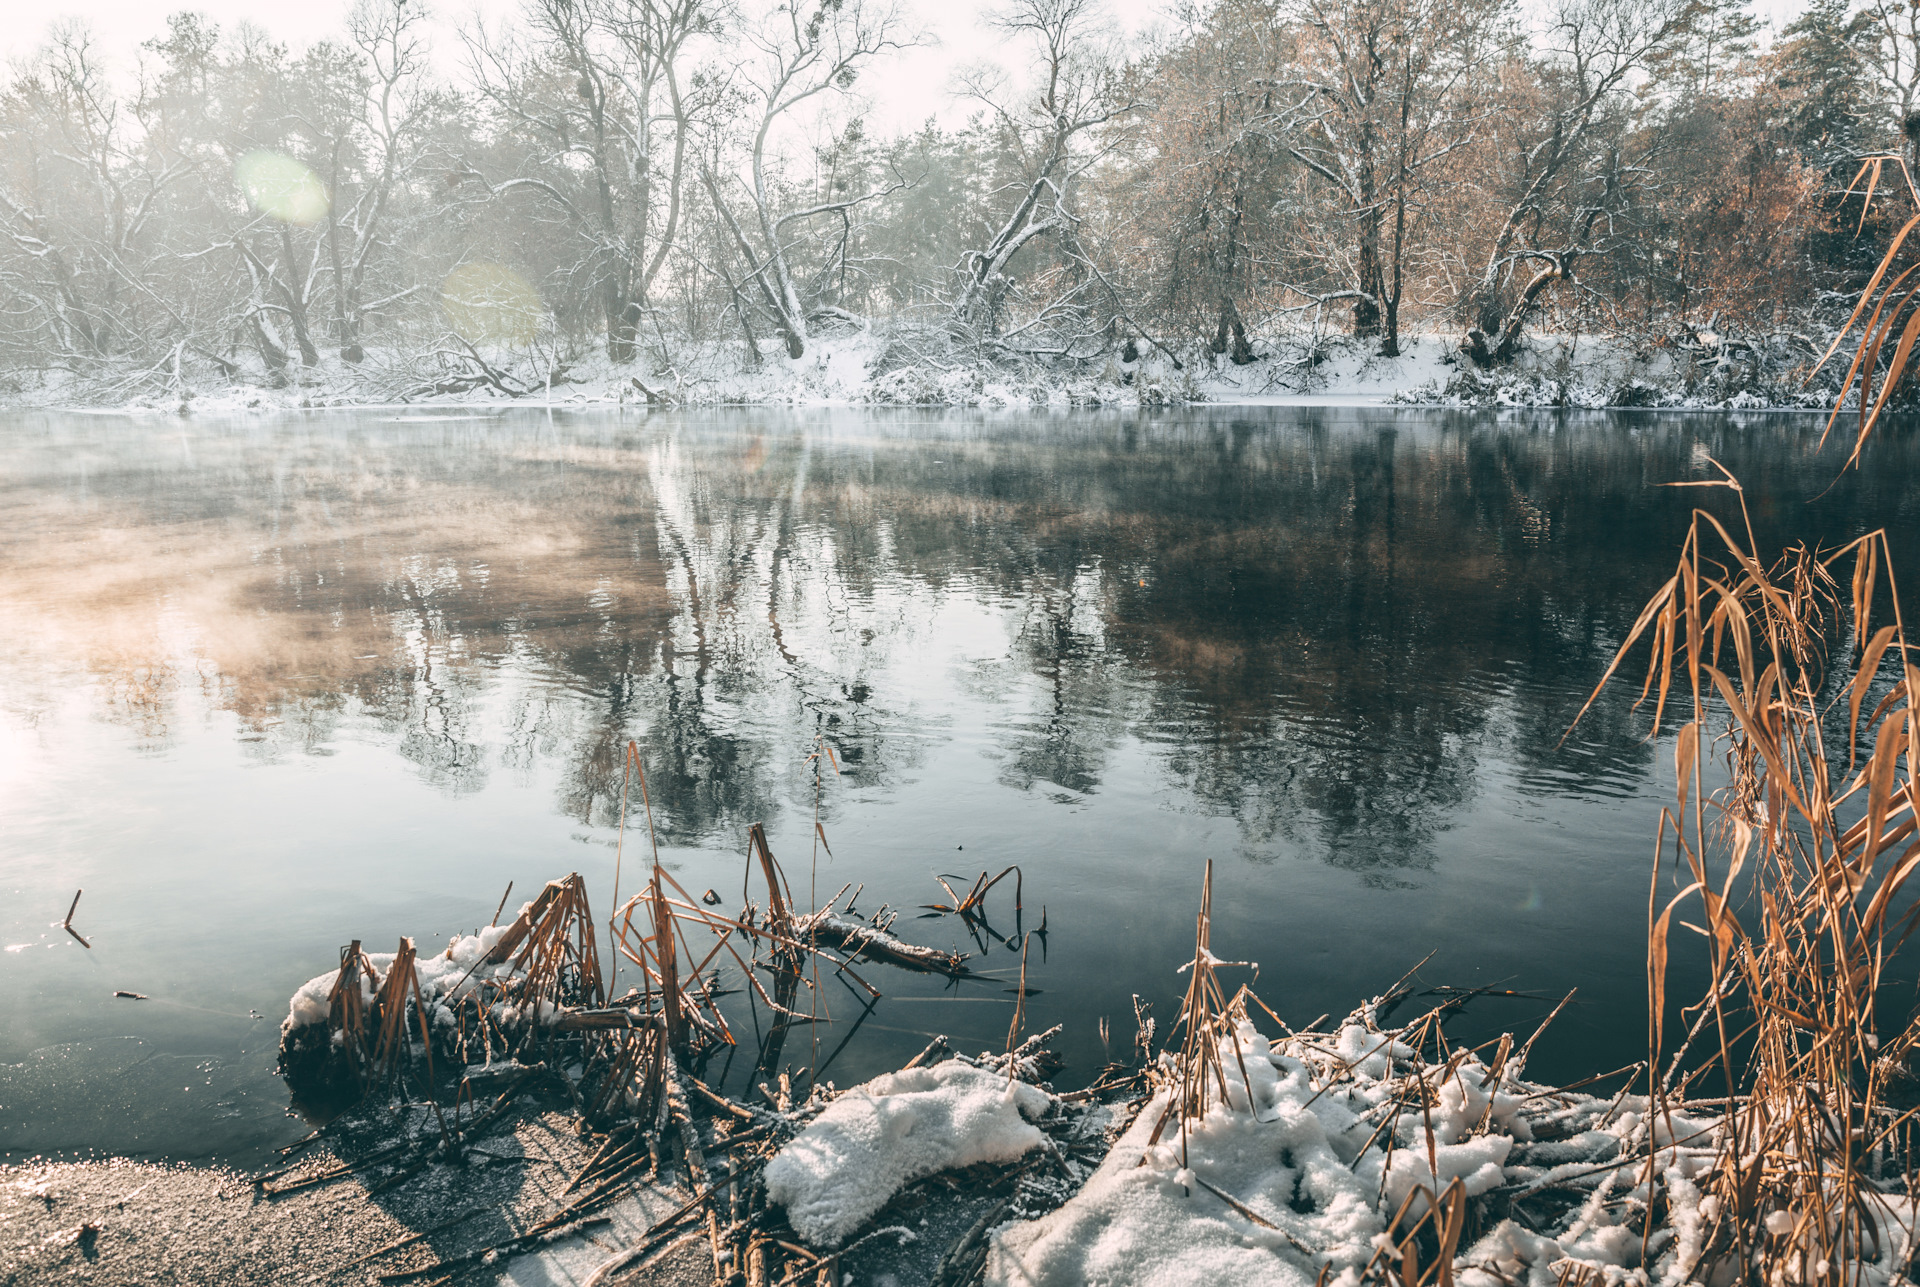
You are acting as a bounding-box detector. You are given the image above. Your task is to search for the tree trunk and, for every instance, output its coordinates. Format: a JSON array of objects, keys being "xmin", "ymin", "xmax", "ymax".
[
  {"xmin": 950, "ymin": 130, "xmax": 1070, "ymax": 341},
  {"xmin": 249, "ymin": 313, "xmax": 290, "ymax": 378},
  {"xmin": 1212, "ymin": 294, "xmax": 1255, "ymax": 365},
  {"xmin": 1204, "ymin": 197, "xmax": 1255, "ymax": 364},
  {"xmin": 1352, "ymin": 104, "xmax": 1384, "ymax": 338},
  {"xmin": 324, "ymin": 192, "xmax": 362, "ymax": 364},
  {"xmin": 278, "ymin": 226, "xmax": 320, "ymax": 366},
  {"xmin": 1380, "ymin": 59, "xmax": 1413, "ymax": 360},
  {"xmin": 602, "ymin": 268, "xmax": 638, "ymax": 363},
  {"xmin": 702, "ymin": 168, "xmax": 805, "ymax": 359},
  {"xmin": 1461, "ymin": 258, "xmax": 1566, "ymax": 366}
]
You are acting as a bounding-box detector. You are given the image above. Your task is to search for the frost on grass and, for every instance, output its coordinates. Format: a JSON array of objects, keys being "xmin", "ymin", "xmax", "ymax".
[{"xmin": 764, "ymin": 1060, "xmax": 1054, "ymax": 1247}]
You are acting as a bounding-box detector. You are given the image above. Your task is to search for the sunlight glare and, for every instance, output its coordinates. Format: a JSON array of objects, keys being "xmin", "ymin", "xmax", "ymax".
[{"xmin": 234, "ymin": 151, "xmax": 330, "ymax": 226}]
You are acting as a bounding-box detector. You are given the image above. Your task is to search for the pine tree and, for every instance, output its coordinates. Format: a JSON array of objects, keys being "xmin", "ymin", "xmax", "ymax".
[
  {"xmin": 1647, "ymin": 0, "xmax": 1765, "ymax": 98},
  {"xmin": 1768, "ymin": 0, "xmax": 1875, "ymax": 166}
]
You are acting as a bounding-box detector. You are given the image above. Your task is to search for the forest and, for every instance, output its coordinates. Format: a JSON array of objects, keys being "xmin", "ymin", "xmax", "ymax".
[{"xmin": 0, "ymin": 0, "xmax": 1906, "ymax": 402}]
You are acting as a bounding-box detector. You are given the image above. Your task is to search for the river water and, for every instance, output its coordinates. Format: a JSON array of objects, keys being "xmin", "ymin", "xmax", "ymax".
[{"xmin": 3, "ymin": 406, "xmax": 1915, "ymax": 1168}]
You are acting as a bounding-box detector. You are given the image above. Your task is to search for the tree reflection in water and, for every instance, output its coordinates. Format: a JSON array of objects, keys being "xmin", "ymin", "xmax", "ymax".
[
  {"xmin": 9, "ymin": 406, "xmax": 1920, "ymax": 1154},
  {"xmin": 4, "ymin": 408, "xmax": 1916, "ymax": 872}
]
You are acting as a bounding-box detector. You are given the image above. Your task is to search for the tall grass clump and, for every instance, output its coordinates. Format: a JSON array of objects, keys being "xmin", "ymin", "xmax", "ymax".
[{"xmin": 1579, "ymin": 458, "xmax": 1920, "ymax": 1285}]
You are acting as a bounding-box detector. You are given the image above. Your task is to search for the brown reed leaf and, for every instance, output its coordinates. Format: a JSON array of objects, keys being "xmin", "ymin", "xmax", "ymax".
[{"xmin": 1580, "ymin": 502, "xmax": 1920, "ymax": 1283}]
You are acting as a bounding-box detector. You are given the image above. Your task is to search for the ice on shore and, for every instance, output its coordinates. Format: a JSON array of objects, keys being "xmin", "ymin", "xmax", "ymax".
[{"xmin": 764, "ymin": 1060, "xmax": 1054, "ymax": 1247}]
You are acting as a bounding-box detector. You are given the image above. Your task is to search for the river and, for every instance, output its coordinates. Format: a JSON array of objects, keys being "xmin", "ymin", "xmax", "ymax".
[{"xmin": 3, "ymin": 405, "xmax": 1913, "ymax": 1168}]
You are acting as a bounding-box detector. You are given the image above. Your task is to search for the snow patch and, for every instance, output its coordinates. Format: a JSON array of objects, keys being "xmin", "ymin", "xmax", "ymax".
[
  {"xmin": 285, "ymin": 919, "xmax": 518, "ymax": 1030},
  {"xmin": 764, "ymin": 1061, "xmax": 1054, "ymax": 1247},
  {"xmin": 985, "ymin": 1022, "xmax": 1389, "ymax": 1287}
]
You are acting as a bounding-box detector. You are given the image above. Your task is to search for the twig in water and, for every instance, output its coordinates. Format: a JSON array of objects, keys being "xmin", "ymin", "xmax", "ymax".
[{"xmin": 64, "ymin": 889, "xmax": 90, "ymax": 949}]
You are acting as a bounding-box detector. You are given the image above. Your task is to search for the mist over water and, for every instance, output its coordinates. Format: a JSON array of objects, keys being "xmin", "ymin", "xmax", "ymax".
[{"xmin": 3, "ymin": 406, "xmax": 1915, "ymax": 1168}]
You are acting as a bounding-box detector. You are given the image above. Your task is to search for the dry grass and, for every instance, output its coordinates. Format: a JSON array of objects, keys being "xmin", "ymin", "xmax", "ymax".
[
  {"xmin": 1572, "ymin": 455, "xmax": 1920, "ymax": 1283},
  {"xmin": 1814, "ymin": 155, "xmax": 1920, "ymax": 468}
]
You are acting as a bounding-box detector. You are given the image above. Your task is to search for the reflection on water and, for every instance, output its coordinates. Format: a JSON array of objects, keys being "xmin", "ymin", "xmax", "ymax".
[{"xmin": 3, "ymin": 407, "xmax": 1915, "ymax": 1166}]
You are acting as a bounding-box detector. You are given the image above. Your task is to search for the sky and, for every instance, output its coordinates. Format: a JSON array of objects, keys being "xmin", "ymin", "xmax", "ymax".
[
  {"xmin": 0, "ymin": 0, "xmax": 1158, "ymax": 132},
  {"xmin": 0, "ymin": 0, "xmax": 1813, "ymax": 135}
]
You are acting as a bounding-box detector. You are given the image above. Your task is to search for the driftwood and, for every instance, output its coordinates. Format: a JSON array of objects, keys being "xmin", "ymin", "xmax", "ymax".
[{"xmin": 794, "ymin": 911, "xmax": 969, "ymax": 976}]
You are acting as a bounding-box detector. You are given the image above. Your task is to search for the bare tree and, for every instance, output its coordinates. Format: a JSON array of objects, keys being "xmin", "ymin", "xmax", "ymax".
[
  {"xmin": 316, "ymin": 0, "xmax": 438, "ymax": 363},
  {"xmin": 1457, "ymin": 0, "xmax": 1697, "ymax": 364},
  {"xmin": 945, "ymin": 0, "xmax": 1143, "ymax": 354},
  {"xmin": 701, "ymin": 0, "xmax": 917, "ymax": 359},
  {"xmin": 0, "ymin": 24, "xmax": 184, "ymax": 367},
  {"xmin": 463, "ymin": 0, "xmax": 710, "ymax": 361},
  {"xmin": 1283, "ymin": 0, "xmax": 1510, "ymax": 353},
  {"xmin": 1857, "ymin": 0, "xmax": 1920, "ymax": 155}
]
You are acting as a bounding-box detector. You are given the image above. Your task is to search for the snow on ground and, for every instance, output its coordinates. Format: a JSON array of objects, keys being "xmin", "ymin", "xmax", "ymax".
[
  {"xmin": 5, "ymin": 323, "xmax": 1844, "ymax": 414},
  {"xmin": 764, "ymin": 1060, "xmax": 1055, "ymax": 1247},
  {"xmin": 1195, "ymin": 334, "xmax": 1836, "ymax": 412},
  {"xmin": 985, "ymin": 1022, "xmax": 1388, "ymax": 1287},
  {"xmin": 1196, "ymin": 337, "xmax": 1458, "ymax": 405},
  {"xmin": 978, "ymin": 1015, "xmax": 1757, "ymax": 1287}
]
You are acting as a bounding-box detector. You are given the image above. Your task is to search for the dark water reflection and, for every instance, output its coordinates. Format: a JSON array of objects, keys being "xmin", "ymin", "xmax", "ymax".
[{"xmin": 3, "ymin": 406, "xmax": 1915, "ymax": 1166}]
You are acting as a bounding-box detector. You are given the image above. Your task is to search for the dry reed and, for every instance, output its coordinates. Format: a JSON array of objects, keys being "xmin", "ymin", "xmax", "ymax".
[{"xmin": 1572, "ymin": 458, "xmax": 1920, "ymax": 1285}]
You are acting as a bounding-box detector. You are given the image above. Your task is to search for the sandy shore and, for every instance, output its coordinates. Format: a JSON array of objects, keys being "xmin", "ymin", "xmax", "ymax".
[{"xmin": 0, "ymin": 1104, "xmax": 710, "ymax": 1287}]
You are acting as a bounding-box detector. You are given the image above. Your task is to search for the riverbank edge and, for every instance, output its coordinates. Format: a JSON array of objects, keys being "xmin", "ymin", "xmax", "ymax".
[{"xmin": 0, "ymin": 332, "xmax": 1848, "ymax": 417}]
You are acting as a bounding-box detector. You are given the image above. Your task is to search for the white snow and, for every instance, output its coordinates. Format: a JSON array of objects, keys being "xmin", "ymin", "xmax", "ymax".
[
  {"xmin": 764, "ymin": 1060, "xmax": 1054, "ymax": 1247},
  {"xmin": 284, "ymin": 918, "xmax": 520, "ymax": 1029},
  {"xmin": 984, "ymin": 1013, "xmax": 1731, "ymax": 1287},
  {"xmin": 25, "ymin": 325, "xmax": 1840, "ymax": 414},
  {"xmin": 1332, "ymin": 1024, "xmax": 1415, "ymax": 1080},
  {"xmin": 986, "ymin": 1022, "xmax": 1388, "ymax": 1287},
  {"xmin": 1193, "ymin": 334, "xmax": 1836, "ymax": 412}
]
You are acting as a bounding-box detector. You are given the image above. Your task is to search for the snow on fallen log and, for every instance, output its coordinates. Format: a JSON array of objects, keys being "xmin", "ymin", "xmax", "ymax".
[
  {"xmin": 792, "ymin": 909, "xmax": 970, "ymax": 976},
  {"xmin": 763, "ymin": 1060, "xmax": 1053, "ymax": 1246}
]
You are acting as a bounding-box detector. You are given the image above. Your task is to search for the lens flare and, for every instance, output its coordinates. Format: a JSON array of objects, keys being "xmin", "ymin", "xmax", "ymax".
[
  {"xmin": 441, "ymin": 263, "xmax": 544, "ymax": 345},
  {"xmin": 234, "ymin": 151, "xmax": 330, "ymax": 225}
]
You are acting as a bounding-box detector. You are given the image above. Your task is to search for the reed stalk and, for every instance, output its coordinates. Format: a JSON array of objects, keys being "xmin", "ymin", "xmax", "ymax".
[{"xmin": 1577, "ymin": 461, "xmax": 1920, "ymax": 1284}]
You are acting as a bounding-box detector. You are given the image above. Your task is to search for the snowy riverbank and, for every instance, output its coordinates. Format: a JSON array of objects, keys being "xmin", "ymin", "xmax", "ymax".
[
  {"xmin": 0, "ymin": 327, "xmax": 1847, "ymax": 417},
  {"xmin": 241, "ymin": 848, "xmax": 1920, "ymax": 1287},
  {"xmin": 9, "ymin": 990, "xmax": 1839, "ymax": 1287}
]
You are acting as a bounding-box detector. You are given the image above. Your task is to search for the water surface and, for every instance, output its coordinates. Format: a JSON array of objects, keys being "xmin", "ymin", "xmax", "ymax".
[{"xmin": 3, "ymin": 406, "xmax": 1914, "ymax": 1168}]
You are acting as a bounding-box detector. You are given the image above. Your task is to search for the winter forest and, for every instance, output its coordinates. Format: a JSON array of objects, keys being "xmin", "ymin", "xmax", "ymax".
[{"xmin": 0, "ymin": 0, "xmax": 1904, "ymax": 405}]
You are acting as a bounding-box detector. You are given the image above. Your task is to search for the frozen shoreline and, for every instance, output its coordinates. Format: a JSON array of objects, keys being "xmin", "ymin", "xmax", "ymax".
[
  {"xmin": 0, "ymin": 331, "xmax": 1846, "ymax": 418},
  {"xmin": 0, "ymin": 994, "xmax": 1809, "ymax": 1287}
]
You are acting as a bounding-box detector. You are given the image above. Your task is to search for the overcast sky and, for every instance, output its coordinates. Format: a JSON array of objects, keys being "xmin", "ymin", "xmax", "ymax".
[
  {"xmin": 0, "ymin": 0, "xmax": 1162, "ymax": 131},
  {"xmin": 0, "ymin": 0, "xmax": 1810, "ymax": 135}
]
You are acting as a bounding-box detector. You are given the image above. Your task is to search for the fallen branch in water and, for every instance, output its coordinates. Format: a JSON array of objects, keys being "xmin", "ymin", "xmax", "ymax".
[
  {"xmin": 794, "ymin": 910, "xmax": 970, "ymax": 976},
  {"xmin": 63, "ymin": 889, "xmax": 90, "ymax": 949}
]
